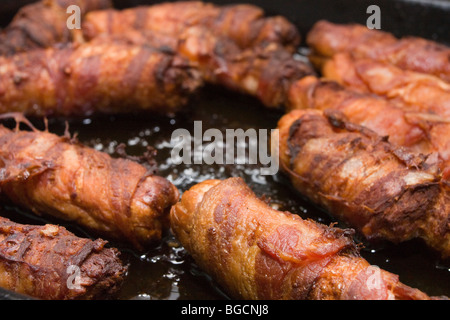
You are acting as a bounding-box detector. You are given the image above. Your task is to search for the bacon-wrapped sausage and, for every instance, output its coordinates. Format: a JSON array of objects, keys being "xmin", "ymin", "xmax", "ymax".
[
  {"xmin": 0, "ymin": 0, "xmax": 112, "ymax": 55},
  {"xmin": 306, "ymin": 20, "xmax": 450, "ymax": 83},
  {"xmin": 170, "ymin": 177, "xmax": 442, "ymax": 299},
  {"xmin": 287, "ymin": 76, "xmax": 450, "ymax": 176},
  {"xmin": 322, "ymin": 53, "xmax": 450, "ymax": 119},
  {"xmin": 0, "ymin": 41, "xmax": 201, "ymax": 117},
  {"xmin": 82, "ymin": 1, "xmax": 300, "ymax": 51},
  {"xmin": 287, "ymin": 76, "xmax": 431, "ymax": 151},
  {"xmin": 93, "ymin": 27, "xmax": 315, "ymax": 108},
  {"xmin": 277, "ymin": 109, "xmax": 450, "ymax": 258},
  {"xmin": 0, "ymin": 216, "xmax": 127, "ymax": 300},
  {"xmin": 0, "ymin": 115, "xmax": 179, "ymax": 250}
]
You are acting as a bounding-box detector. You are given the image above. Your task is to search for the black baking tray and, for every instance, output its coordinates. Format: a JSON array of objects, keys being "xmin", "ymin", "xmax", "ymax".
[{"xmin": 0, "ymin": 0, "xmax": 449, "ymax": 300}]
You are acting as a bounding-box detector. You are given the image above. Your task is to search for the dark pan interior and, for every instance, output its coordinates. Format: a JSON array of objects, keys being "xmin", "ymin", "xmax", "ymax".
[{"xmin": 0, "ymin": 0, "xmax": 449, "ymax": 300}]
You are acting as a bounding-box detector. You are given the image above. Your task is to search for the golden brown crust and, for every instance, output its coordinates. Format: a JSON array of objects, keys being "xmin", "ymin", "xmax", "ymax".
[
  {"xmin": 15, "ymin": 1, "xmax": 311, "ymax": 111},
  {"xmin": 82, "ymin": 1, "xmax": 301, "ymax": 51},
  {"xmin": 99, "ymin": 27, "xmax": 315, "ymax": 108},
  {"xmin": 170, "ymin": 177, "xmax": 437, "ymax": 300},
  {"xmin": 0, "ymin": 216, "xmax": 127, "ymax": 300},
  {"xmin": 321, "ymin": 54, "xmax": 450, "ymax": 176},
  {"xmin": 205, "ymin": 41, "xmax": 315, "ymax": 108},
  {"xmin": 0, "ymin": 120, "xmax": 179, "ymax": 250},
  {"xmin": 306, "ymin": 20, "xmax": 450, "ymax": 83},
  {"xmin": 287, "ymin": 76, "xmax": 431, "ymax": 150},
  {"xmin": 287, "ymin": 75, "xmax": 450, "ymax": 177},
  {"xmin": 322, "ymin": 52, "xmax": 450, "ymax": 120},
  {"xmin": 0, "ymin": 41, "xmax": 201, "ymax": 117},
  {"xmin": 277, "ymin": 109, "xmax": 450, "ymax": 257}
]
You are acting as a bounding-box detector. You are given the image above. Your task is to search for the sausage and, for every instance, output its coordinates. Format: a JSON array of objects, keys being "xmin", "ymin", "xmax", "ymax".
[
  {"xmin": 287, "ymin": 75, "xmax": 450, "ymax": 175},
  {"xmin": 306, "ymin": 20, "xmax": 450, "ymax": 83},
  {"xmin": 80, "ymin": 2, "xmax": 314, "ymax": 109},
  {"xmin": 170, "ymin": 177, "xmax": 441, "ymax": 299},
  {"xmin": 0, "ymin": 216, "xmax": 127, "ymax": 300},
  {"xmin": 0, "ymin": 41, "xmax": 201, "ymax": 117},
  {"xmin": 322, "ymin": 52, "xmax": 450, "ymax": 119},
  {"xmin": 92, "ymin": 27, "xmax": 315, "ymax": 108},
  {"xmin": 0, "ymin": 114, "xmax": 179, "ymax": 250},
  {"xmin": 277, "ymin": 108, "xmax": 450, "ymax": 258},
  {"xmin": 82, "ymin": 1, "xmax": 301, "ymax": 51}
]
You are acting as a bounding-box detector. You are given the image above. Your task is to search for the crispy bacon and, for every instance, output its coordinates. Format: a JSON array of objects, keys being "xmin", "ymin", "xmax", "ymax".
[
  {"xmin": 80, "ymin": 1, "xmax": 316, "ymax": 108},
  {"xmin": 277, "ymin": 109, "xmax": 450, "ymax": 258},
  {"xmin": 0, "ymin": 1, "xmax": 312, "ymax": 112},
  {"xmin": 91, "ymin": 27, "xmax": 315, "ymax": 108},
  {"xmin": 0, "ymin": 41, "xmax": 201, "ymax": 117},
  {"xmin": 0, "ymin": 115, "xmax": 179, "ymax": 250},
  {"xmin": 173, "ymin": 28, "xmax": 314, "ymax": 108},
  {"xmin": 82, "ymin": 1, "xmax": 301, "ymax": 51},
  {"xmin": 306, "ymin": 20, "xmax": 450, "ymax": 83},
  {"xmin": 287, "ymin": 76, "xmax": 450, "ymax": 176},
  {"xmin": 170, "ymin": 177, "xmax": 442, "ymax": 299},
  {"xmin": 287, "ymin": 76, "xmax": 430, "ymax": 150},
  {"xmin": 322, "ymin": 53, "xmax": 450, "ymax": 119},
  {"xmin": 0, "ymin": 216, "xmax": 127, "ymax": 300}
]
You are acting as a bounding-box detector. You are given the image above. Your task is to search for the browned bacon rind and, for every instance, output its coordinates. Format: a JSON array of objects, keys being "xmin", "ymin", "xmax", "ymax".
[
  {"xmin": 322, "ymin": 53, "xmax": 450, "ymax": 119},
  {"xmin": 0, "ymin": 115, "xmax": 179, "ymax": 250},
  {"xmin": 277, "ymin": 109, "xmax": 450, "ymax": 258},
  {"xmin": 287, "ymin": 76, "xmax": 431, "ymax": 151},
  {"xmin": 170, "ymin": 177, "xmax": 441, "ymax": 300},
  {"xmin": 0, "ymin": 216, "xmax": 127, "ymax": 300},
  {"xmin": 0, "ymin": 0, "xmax": 112, "ymax": 56},
  {"xmin": 0, "ymin": 41, "xmax": 201, "ymax": 117},
  {"xmin": 7, "ymin": 1, "xmax": 311, "ymax": 110},
  {"xmin": 82, "ymin": 1, "xmax": 301, "ymax": 51},
  {"xmin": 93, "ymin": 27, "xmax": 315, "ymax": 108},
  {"xmin": 287, "ymin": 76, "xmax": 450, "ymax": 175},
  {"xmin": 174, "ymin": 28, "xmax": 314, "ymax": 108},
  {"xmin": 306, "ymin": 20, "xmax": 450, "ymax": 83}
]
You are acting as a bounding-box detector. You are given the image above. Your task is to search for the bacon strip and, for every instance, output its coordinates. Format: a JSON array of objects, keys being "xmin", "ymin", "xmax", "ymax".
[
  {"xmin": 277, "ymin": 109, "xmax": 450, "ymax": 258},
  {"xmin": 80, "ymin": 1, "xmax": 316, "ymax": 108},
  {"xmin": 92, "ymin": 27, "xmax": 315, "ymax": 108},
  {"xmin": 306, "ymin": 20, "xmax": 450, "ymax": 83},
  {"xmin": 170, "ymin": 177, "xmax": 441, "ymax": 299},
  {"xmin": 0, "ymin": 41, "xmax": 201, "ymax": 117},
  {"xmin": 287, "ymin": 76, "xmax": 430, "ymax": 150},
  {"xmin": 0, "ymin": 115, "xmax": 179, "ymax": 250},
  {"xmin": 82, "ymin": 1, "xmax": 301, "ymax": 51},
  {"xmin": 287, "ymin": 76, "xmax": 450, "ymax": 176},
  {"xmin": 0, "ymin": 216, "xmax": 127, "ymax": 300},
  {"xmin": 1, "ymin": 2, "xmax": 312, "ymax": 112},
  {"xmin": 322, "ymin": 53, "xmax": 450, "ymax": 119}
]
